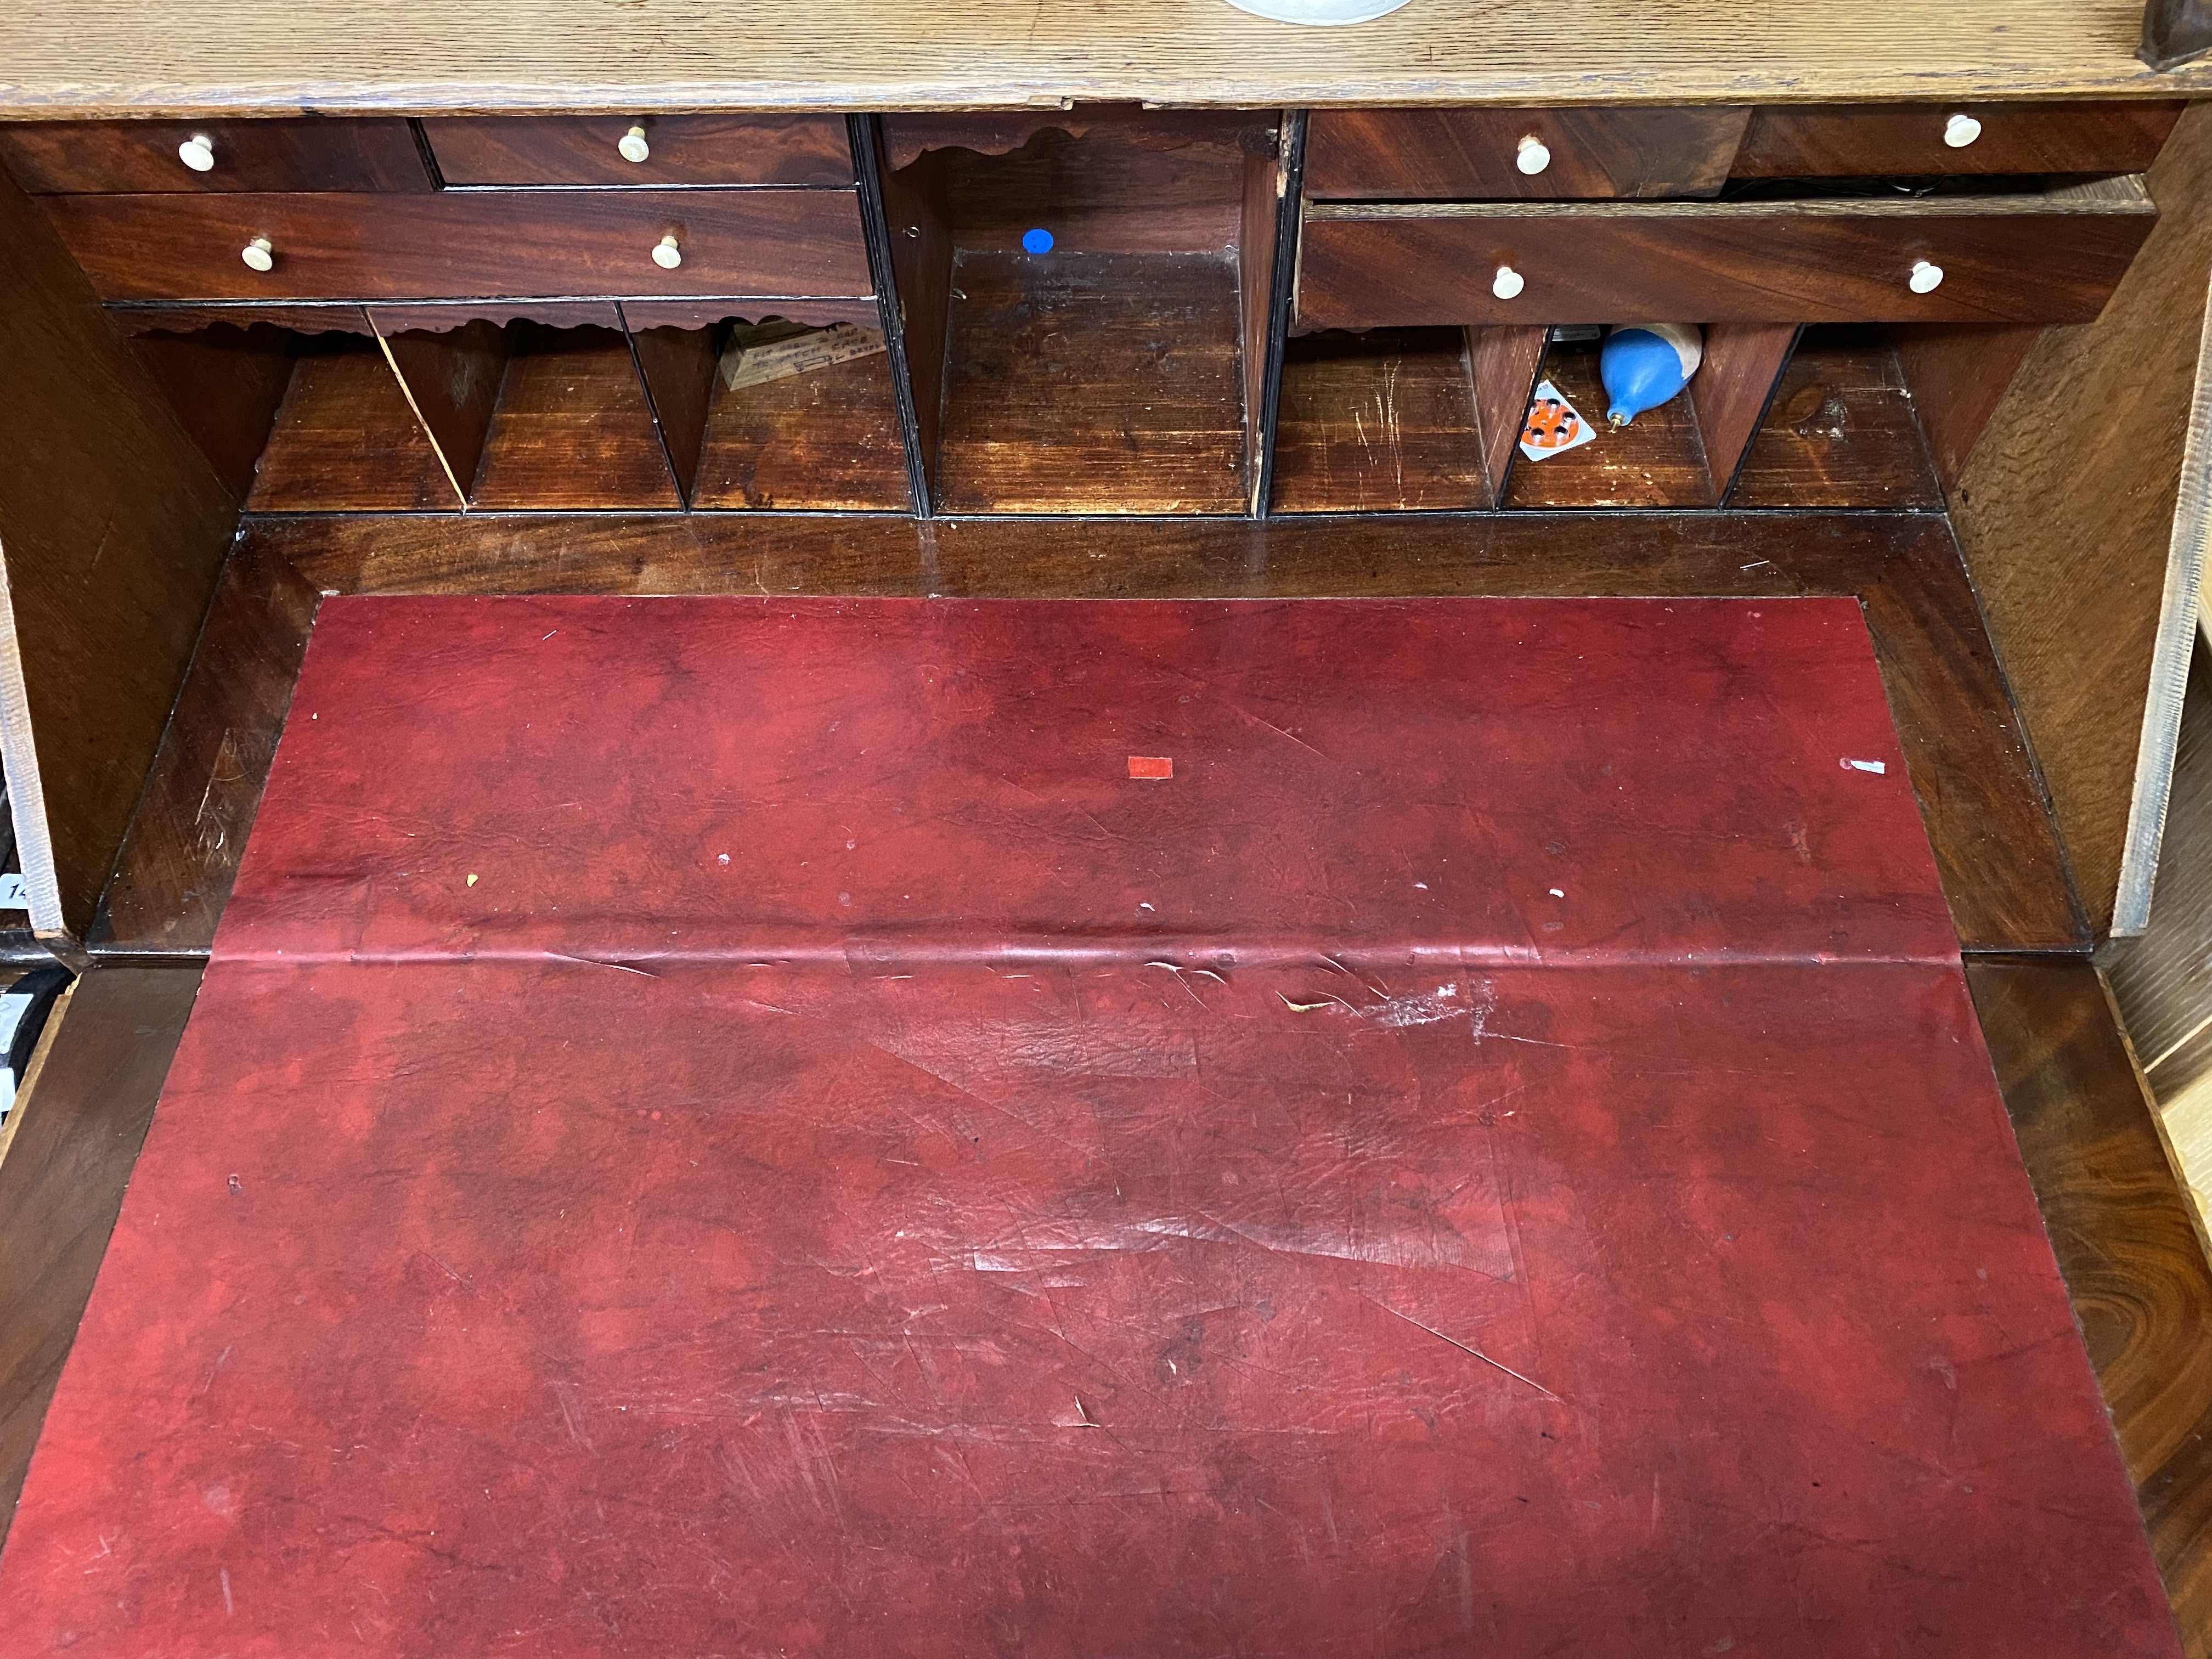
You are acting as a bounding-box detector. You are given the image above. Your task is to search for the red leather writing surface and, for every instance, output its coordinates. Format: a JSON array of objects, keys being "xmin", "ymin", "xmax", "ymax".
[{"xmin": 0, "ymin": 598, "xmax": 2177, "ymax": 1658}]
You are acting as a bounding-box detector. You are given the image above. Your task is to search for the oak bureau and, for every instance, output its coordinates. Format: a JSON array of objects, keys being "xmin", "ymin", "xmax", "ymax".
[{"xmin": 1, "ymin": 0, "xmax": 2211, "ymax": 1651}]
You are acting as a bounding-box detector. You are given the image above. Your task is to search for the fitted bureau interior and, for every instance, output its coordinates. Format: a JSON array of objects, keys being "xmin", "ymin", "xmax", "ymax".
[
  {"xmin": 112, "ymin": 302, "xmax": 906, "ymax": 512},
  {"xmin": 882, "ymin": 108, "xmax": 1283, "ymax": 515},
  {"xmin": 0, "ymin": 104, "xmax": 2177, "ymax": 522},
  {"xmin": 0, "ymin": 93, "xmax": 2183, "ymax": 957}
]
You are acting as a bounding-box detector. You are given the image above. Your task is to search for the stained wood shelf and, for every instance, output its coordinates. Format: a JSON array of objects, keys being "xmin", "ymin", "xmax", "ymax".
[
  {"xmin": 932, "ymin": 250, "xmax": 1249, "ymax": 516},
  {"xmin": 1273, "ymin": 326, "xmax": 1942, "ymax": 515}
]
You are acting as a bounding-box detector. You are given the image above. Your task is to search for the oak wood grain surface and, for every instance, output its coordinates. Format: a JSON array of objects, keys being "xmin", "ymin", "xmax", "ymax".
[
  {"xmin": 422, "ymin": 114, "xmax": 854, "ymax": 186},
  {"xmin": 89, "ymin": 541, "xmax": 318, "ymax": 961},
  {"xmin": 1306, "ymin": 107, "xmax": 1747, "ymax": 201},
  {"xmin": 226, "ymin": 510, "xmax": 2081, "ymax": 955},
  {"xmin": 0, "ymin": 117, "xmax": 429, "ymax": 193},
  {"xmin": 1296, "ymin": 185, "xmax": 2160, "ymax": 330},
  {"xmin": 1954, "ymin": 102, "xmax": 2212, "ymax": 936},
  {"xmin": 0, "ymin": 2, "xmax": 2206, "ymax": 116},
  {"xmin": 41, "ymin": 189, "xmax": 873, "ymax": 303},
  {"xmin": 0, "ymin": 966, "xmax": 201, "ymax": 1541},
  {"xmin": 1734, "ymin": 100, "xmax": 2186, "ymax": 177},
  {"xmin": 1969, "ymin": 957, "xmax": 2212, "ymax": 1658}
]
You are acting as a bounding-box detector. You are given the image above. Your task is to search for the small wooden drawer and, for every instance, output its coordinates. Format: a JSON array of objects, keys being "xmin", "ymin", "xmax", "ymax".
[
  {"xmin": 0, "ymin": 118, "xmax": 430, "ymax": 193},
  {"xmin": 422, "ymin": 115, "xmax": 855, "ymax": 187},
  {"xmin": 41, "ymin": 188, "xmax": 873, "ymax": 302},
  {"xmin": 1733, "ymin": 101, "xmax": 2184, "ymax": 178},
  {"xmin": 1295, "ymin": 178, "xmax": 2155, "ymax": 330},
  {"xmin": 1305, "ymin": 108, "xmax": 1750, "ymax": 201}
]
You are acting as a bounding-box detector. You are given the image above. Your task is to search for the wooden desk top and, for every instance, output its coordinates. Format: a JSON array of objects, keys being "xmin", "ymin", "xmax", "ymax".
[{"xmin": 0, "ymin": 0, "xmax": 2208, "ymax": 120}]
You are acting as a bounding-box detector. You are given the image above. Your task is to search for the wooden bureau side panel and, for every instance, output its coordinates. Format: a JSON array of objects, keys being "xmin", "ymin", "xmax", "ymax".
[
  {"xmin": 0, "ymin": 165, "xmax": 238, "ymax": 945},
  {"xmin": 1967, "ymin": 957, "xmax": 2212, "ymax": 1652},
  {"xmin": 1734, "ymin": 101, "xmax": 2186, "ymax": 178},
  {"xmin": 0, "ymin": 118, "xmax": 430, "ymax": 194},
  {"xmin": 1952, "ymin": 104, "xmax": 2212, "ymax": 937},
  {"xmin": 0, "ymin": 967, "xmax": 202, "ymax": 1533},
  {"xmin": 89, "ymin": 539, "xmax": 319, "ymax": 961},
  {"xmin": 1296, "ymin": 202, "xmax": 2156, "ymax": 329},
  {"xmin": 1306, "ymin": 107, "xmax": 1748, "ymax": 200},
  {"xmin": 41, "ymin": 189, "xmax": 873, "ymax": 302},
  {"xmin": 422, "ymin": 115, "xmax": 855, "ymax": 187}
]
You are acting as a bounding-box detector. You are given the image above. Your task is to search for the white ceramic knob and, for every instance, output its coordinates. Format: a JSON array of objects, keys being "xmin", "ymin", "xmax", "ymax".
[
  {"xmin": 178, "ymin": 134, "xmax": 216, "ymax": 173},
  {"xmin": 619, "ymin": 124, "xmax": 651, "ymax": 163},
  {"xmin": 240, "ymin": 236, "xmax": 274, "ymax": 273},
  {"xmin": 651, "ymin": 233, "xmax": 682, "ymax": 270},
  {"xmin": 1943, "ymin": 112, "xmax": 1983, "ymax": 149},
  {"xmin": 1908, "ymin": 259, "xmax": 1944, "ymax": 294},
  {"xmin": 1492, "ymin": 264, "xmax": 1525, "ymax": 300},
  {"xmin": 1515, "ymin": 134, "xmax": 1551, "ymax": 176}
]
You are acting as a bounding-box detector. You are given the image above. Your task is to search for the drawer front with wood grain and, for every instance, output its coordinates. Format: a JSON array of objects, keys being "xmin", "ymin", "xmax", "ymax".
[
  {"xmin": 421, "ymin": 115, "xmax": 855, "ymax": 187},
  {"xmin": 0, "ymin": 119, "xmax": 431, "ymax": 194},
  {"xmin": 1295, "ymin": 181, "xmax": 2156, "ymax": 330},
  {"xmin": 42, "ymin": 189, "xmax": 874, "ymax": 302},
  {"xmin": 1733, "ymin": 101, "xmax": 2184, "ymax": 178},
  {"xmin": 1305, "ymin": 108, "xmax": 1750, "ymax": 201}
]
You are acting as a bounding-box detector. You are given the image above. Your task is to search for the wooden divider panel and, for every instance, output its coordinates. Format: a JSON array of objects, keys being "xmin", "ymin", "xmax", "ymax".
[
  {"xmin": 0, "ymin": 167, "xmax": 238, "ymax": 945},
  {"xmin": 1469, "ymin": 324, "xmax": 1550, "ymax": 507},
  {"xmin": 1695, "ymin": 322, "xmax": 1801, "ymax": 502}
]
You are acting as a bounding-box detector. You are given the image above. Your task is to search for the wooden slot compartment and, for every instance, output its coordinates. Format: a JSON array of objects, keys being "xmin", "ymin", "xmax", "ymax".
[
  {"xmin": 117, "ymin": 307, "xmax": 469, "ymax": 514},
  {"xmin": 665, "ymin": 312, "xmax": 911, "ymax": 512},
  {"xmin": 462, "ymin": 312, "xmax": 680, "ymax": 511},
  {"xmin": 1270, "ymin": 325, "xmax": 1546, "ymax": 513},
  {"xmin": 1731, "ymin": 325, "xmax": 1947, "ymax": 510},
  {"xmin": 1504, "ymin": 324, "xmax": 1796, "ymax": 510},
  {"xmin": 250, "ymin": 340, "xmax": 459, "ymax": 512},
  {"xmin": 884, "ymin": 109, "xmax": 1278, "ymax": 515}
]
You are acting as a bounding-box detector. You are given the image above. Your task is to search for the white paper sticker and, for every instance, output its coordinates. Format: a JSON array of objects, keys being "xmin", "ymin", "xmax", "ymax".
[
  {"xmin": 0, "ymin": 872, "xmax": 28, "ymax": 911},
  {"xmin": 719, "ymin": 322, "xmax": 887, "ymax": 392}
]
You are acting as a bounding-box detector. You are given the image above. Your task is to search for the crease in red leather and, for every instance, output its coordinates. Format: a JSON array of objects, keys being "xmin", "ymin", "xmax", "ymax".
[{"xmin": 0, "ymin": 596, "xmax": 2177, "ymax": 1659}]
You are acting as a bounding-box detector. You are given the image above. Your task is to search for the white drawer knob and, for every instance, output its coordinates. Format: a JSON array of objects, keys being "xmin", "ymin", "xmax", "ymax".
[
  {"xmin": 1943, "ymin": 112, "xmax": 1983, "ymax": 149},
  {"xmin": 178, "ymin": 134, "xmax": 216, "ymax": 172},
  {"xmin": 651, "ymin": 233, "xmax": 682, "ymax": 270},
  {"xmin": 1515, "ymin": 134, "xmax": 1551, "ymax": 176},
  {"xmin": 240, "ymin": 236, "xmax": 274, "ymax": 273},
  {"xmin": 1908, "ymin": 259, "xmax": 1944, "ymax": 294},
  {"xmin": 1492, "ymin": 264, "xmax": 1525, "ymax": 300},
  {"xmin": 618, "ymin": 124, "xmax": 651, "ymax": 164}
]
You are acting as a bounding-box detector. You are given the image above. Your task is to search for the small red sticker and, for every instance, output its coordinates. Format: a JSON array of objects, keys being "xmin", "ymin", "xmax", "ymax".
[{"xmin": 1128, "ymin": 757, "xmax": 1173, "ymax": 780}]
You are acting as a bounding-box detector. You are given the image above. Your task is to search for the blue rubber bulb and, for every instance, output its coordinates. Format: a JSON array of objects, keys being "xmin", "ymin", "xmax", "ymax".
[
  {"xmin": 1600, "ymin": 326, "xmax": 1694, "ymax": 427},
  {"xmin": 1022, "ymin": 227, "xmax": 1054, "ymax": 254}
]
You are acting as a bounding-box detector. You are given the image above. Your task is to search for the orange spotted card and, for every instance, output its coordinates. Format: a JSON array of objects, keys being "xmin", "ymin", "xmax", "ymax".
[{"xmin": 1518, "ymin": 379, "xmax": 1598, "ymax": 461}]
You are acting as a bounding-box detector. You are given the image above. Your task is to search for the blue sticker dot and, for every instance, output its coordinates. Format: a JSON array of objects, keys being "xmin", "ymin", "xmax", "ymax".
[{"xmin": 1022, "ymin": 227, "xmax": 1054, "ymax": 255}]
